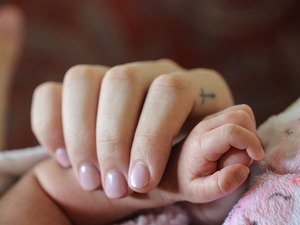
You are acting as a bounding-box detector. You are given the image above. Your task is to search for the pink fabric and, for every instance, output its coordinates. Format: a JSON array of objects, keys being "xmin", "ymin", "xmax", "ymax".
[
  {"xmin": 224, "ymin": 172, "xmax": 300, "ymax": 224},
  {"xmin": 118, "ymin": 204, "xmax": 190, "ymax": 225},
  {"xmin": 119, "ymin": 99, "xmax": 300, "ymax": 224},
  {"xmin": 224, "ymin": 99, "xmax": 300, "ymax": 224}
]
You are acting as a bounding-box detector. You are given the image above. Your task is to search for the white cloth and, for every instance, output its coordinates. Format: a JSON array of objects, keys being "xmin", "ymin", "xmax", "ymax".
[{"xmin": 0, "ymin": 146, "xmax": 49, "ymax": 194}]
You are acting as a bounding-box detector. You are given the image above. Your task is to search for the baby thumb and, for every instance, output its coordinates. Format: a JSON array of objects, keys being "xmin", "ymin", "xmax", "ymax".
[{"xmin": 188, "ymin": 164, "xmax": 249, "ymax": 203}]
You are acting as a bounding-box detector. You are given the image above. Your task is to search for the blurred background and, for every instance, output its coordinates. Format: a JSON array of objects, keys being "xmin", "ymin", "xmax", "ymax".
[{"xmin": 1, "ymin": 0, "xmax": 299, "ymax": 149}]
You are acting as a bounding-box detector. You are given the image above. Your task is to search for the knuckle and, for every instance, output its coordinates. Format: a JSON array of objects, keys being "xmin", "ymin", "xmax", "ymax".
[
  {"xmin": 222, "ymin": 111, "xmax": 235, "ymax": 122},
  {"xmin": 135, "ymin": 132, "xmax": 172, "ymax": 146},
  {"xmin": 207, "ymin": 69, "xmax": 223, "ymax": 81},
  {"xmin": 238, "ymin": 104, "xmax": 253, "ymax": 115},
  {"xmin": 97, "ymin": 135, "xmax": 127, "ymax": 155},
  {"xmin": 196, "ymin": 68, "xmax": 222, "ymax": 78},
  {"xmin": 97, "ymin": 136, "xmax": 122, "ymax": 145},
  {"xmin": 238, "ymin": 104, "xmax": 253, "ymax": 114},
  {"xmin": 157, "ymin": 58, "xmax": 180, "ymax": 68},
  {"xmin": 237, "ymin": 110, "xmax": 253, "ymax": 128},
  {"xmin": 224, "ymin": 110, "xmax": 251, "ymax": 125},
  {"xmin": 33, "ymin": 81, "xmax": 59, "ymax": 98},
  {"xmin": 235, "ymin": 110, "xmax": 251, "ymax": 121},
  {"xmin": 104, "ymin": 65, "xmax": 141, "ymax": 84},
  {"xmin": 157, "ymin": 58, "xmax": 175, "ymax": 64},
  {"xmin": 64, "ymin": 129, "xmax": 89, "ymax": 147},
  {"xmin": 32, "ymin": 82, "xmax": 61, "ymax": 134},
  {"xmin": 196, "ymin": 135, "xmax": 205, "ymax": 153},
  {"xmin": 64, "ymin": 65, "xmax": 94, "ymax": 85},
  {"xmin": 152, "ymin": 73, "xmax": 190, "ymax": 93},
  {"xmin": 205, "ymin": 68, "xmax": 222, "ymax": 77},
  {"xmin": 223, "ymin": 123, "xmax": 237, "ymax": 137},
  {"xmin": 202, "ymin": 113, "xmax": 215, "ymax": 122}
]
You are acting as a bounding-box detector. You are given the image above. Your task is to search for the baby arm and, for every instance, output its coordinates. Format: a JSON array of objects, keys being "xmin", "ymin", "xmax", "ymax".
[
  {"xmin": 163, "ymin": 105, "xmax": 265, "ymax": 224},
  {"xmin": 0, "ymin": 164, "xmax": 72, "ymax": 225}
]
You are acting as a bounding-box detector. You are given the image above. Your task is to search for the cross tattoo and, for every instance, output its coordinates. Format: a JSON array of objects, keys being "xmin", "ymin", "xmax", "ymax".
[
  {"xmin": 199, "ymin": 88, "xmax": 216, "ymax": 106},
  {"xmin": 285, "ymin": 127, "xmax": 293, "ymax": 135}
]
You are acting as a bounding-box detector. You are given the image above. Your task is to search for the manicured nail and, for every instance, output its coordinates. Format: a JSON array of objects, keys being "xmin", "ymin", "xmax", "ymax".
[
  {"xmin": 55, "ymin": 147, "xmax": 71, "ymax": 168},
  {"xmin": 79, "ymin": 163, "xmax": 101, "ymax": 191},
  {"xmin": 129, "ymin": 163, "xmax": 150, "ymax": 189},
  {"xmin": 105, "ymin": 171, "xmax": 127, "ymax": 199}
]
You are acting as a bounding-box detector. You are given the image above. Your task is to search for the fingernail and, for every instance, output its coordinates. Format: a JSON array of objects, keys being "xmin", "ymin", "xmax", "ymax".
[
  {"xmin": 236, "ymin": 166, "xmax": 250, "ymax": 182},
  {"xmin": 129, "ymin": 163, "xmax": 150, "ymax": 189},
  {"xmin": 248, "ymin": 158, "xmax": 254, "ymax": 167},
  {"xmin": 55, "ymin": 147, "xmax": 71, "ymax": 168},
  {"xmin": 105, "ymin": 171, "xmax": 127, "ymax": 199},
  {"xmin": 260, "ymin": 147, "xmax": 266, "ymax": 159},
  {"xmin": 79, "ymin": 163, "xmax": 101, "ymax": 191}
]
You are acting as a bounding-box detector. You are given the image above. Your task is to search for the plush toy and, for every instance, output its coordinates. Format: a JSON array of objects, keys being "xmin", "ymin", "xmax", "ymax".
[{"xmin": 224, "ymin": 99, "xmax": 300, "ymax": 225}]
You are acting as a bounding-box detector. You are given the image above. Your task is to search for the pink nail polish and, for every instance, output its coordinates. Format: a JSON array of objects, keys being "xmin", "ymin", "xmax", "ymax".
[
  {"xmin": 129, "ymin": 163, "xmax": 150, "ymax": 189},
  {"xmin": 105, "ymin": 171, "xmax": 127, "ymax": 199},
  {"xmin": 79, "ymin": 163, "xmax": 101, "ymax": 191},
  {"xmin": 55, "ymin": 147, "xmax": 71, "ymax": 168}
]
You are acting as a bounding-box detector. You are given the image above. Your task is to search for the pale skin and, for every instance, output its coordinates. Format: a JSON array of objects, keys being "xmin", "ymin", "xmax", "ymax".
[
  {"xmin": 0, "ymin": 5, "xmax": 265, "ymax": 223},
  {"xmin": 26, "ymin": 59, "xmax": 265, "ymax": 224},
  {"xmin": 0, "ymin": 6, "xmax": 264, "ymax": 223},
  {"xmin": 0, "ymin": 104, "xmax": 264, "ymax": 224},
  {"xmin": 31, "ymin": 59, "xmax": 236, "ymax": 198}
]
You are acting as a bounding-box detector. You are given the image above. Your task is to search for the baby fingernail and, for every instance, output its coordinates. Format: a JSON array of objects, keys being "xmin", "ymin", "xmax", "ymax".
[
  {"xmin": 248, "ymin": 158, "xmax": 254, "ymax": 167},
  {"xmin": 236, "ymin": 166, "xmax": 250, "ymax": 182},
  {"xmin": 55, "ymin": 147, "xmax": 71, "ymax": 168},
  {"xmin": 105, "ymin": 171, "xmax": 127, "ymax": 199},
  {"xmin": 260, "ymin": 147, "xmax": 266, "ymax": 158},
  {"xmin": 129, "ymin": 163, "xmax": 150, "ymax": 189},
  {"xmin": 79, "ymin": 163, "xmax": 101, "ymax": 191}
]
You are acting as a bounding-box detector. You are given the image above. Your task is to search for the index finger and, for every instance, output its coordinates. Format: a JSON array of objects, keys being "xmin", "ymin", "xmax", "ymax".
[
  {"xmin": 185, "ymin": 124, "xmax": 265, "ymax": 180},
  {"xmin": 128, "ymin": 69, "xmax": 233, "ymax": 193}
]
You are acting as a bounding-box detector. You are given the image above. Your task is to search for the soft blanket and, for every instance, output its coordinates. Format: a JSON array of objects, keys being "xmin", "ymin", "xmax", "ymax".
[
  {"xmin": 1, "ymin": 98, "xmax": 300, "ymax": 224},
  {"xmin": 223, "ymin": 98, "xmax": 300, "ymax": 224}
]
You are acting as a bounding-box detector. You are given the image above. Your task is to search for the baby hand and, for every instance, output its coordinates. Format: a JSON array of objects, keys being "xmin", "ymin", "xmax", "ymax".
[
  {"xmin": 161, "ymin": 105, "xmax": 265, "ymax": 204},
  {"xmin": 31, "ymin": 59, "xmax": 234, "ymax": 199}
]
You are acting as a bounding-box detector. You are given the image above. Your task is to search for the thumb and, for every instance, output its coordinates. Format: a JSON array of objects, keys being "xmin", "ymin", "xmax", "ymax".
[{"xmin": 188, "ymin": 164, "xmax": 250, "ymax": 203}]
